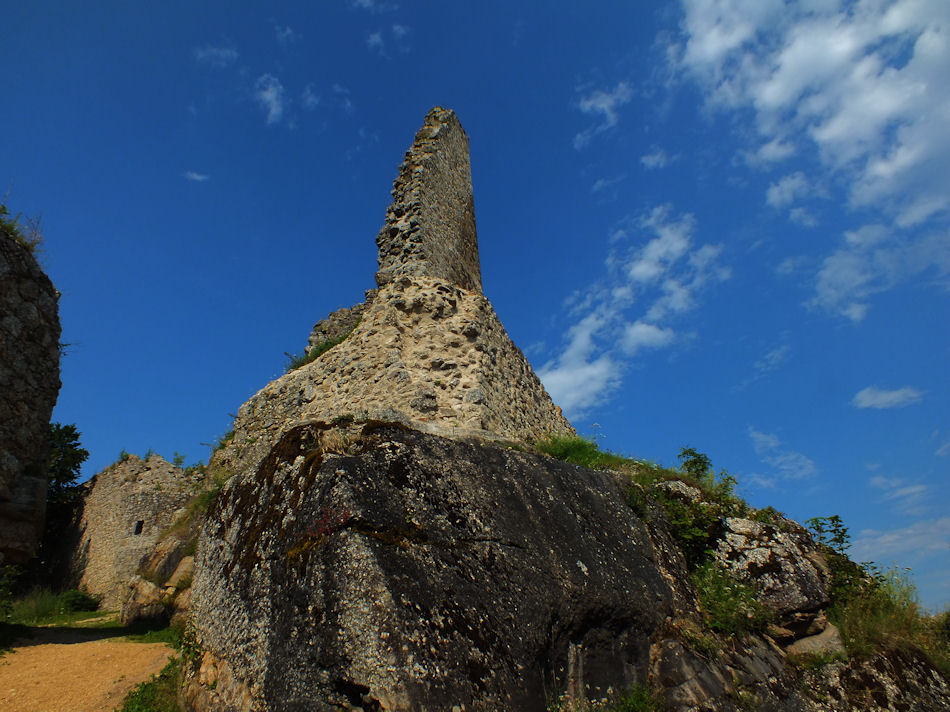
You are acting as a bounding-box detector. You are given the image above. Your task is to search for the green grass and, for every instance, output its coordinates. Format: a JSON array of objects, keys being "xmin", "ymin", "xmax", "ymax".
[
  {"xmin": 550, "ymin": 684, "xmax": 664, "ymax": 711},
  {"xmin": 285, "ymin": 327, "xmax": 357, "ymax": 373},
  {"xmin": 116, "ymin": 655, "xmax": 183, "ymax": 712},
  {"xmin": 6, "ymin": 587, "xmax": 100, "ymax": 626},
  {"xmin": 0, "ymin": 203, "xmax": 42, "ymax": 252}
]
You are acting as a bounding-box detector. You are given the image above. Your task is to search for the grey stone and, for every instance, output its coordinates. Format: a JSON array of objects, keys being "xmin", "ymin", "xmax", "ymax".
[{"xmin": 0, "ymin": 226, "xmax": 61, "ymax": 563}]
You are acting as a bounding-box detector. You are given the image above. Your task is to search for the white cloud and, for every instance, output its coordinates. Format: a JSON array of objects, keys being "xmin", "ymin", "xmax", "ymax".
[
  {"xmin": 766, "ymin": 171, "xmax": 809, "ymax": 208},
  {"xmin": 937, "ymin": 440, "xmax": 950, "ymax": 457},
  {"xmin": 194, "ymin": 45, "xmax": 238, "ymax": 68},
  {"xmin": 810, "ymin": 223, "xmax": 950, "ymax": 320},
  {"xmin": 640, "ymin": 148, "xmax": 672, "ymax": 169},
  {"xmin": 392, "ymin": 24, "xmax": 410, "ymax": 39},
  {"xmin": 674, "ymin": 0, "xmax": 950, "ymax": 316},
  {"xmin": 183, "ymin": 171, "xmax": 209, "ymax": 182},
  {"xmin": 254, "ymin": 74, "xmax": 286, "ymax": 124},
  {"xmin": 622, "ymin": 321, "xmax": 675, "ymax": 355},
  {"xmin": 851, "ymin": 516, "xmax": 950, "ymax": 563},
  {"xmin": 677, "ymin": 0, "xmax": 950, "ymax": 222},
  {"xmin": 538, "ymin": 310, "xmax": 622, "ymax": 417},
  {"xmin": 573, "ymin": 82, "xmax": 633, "ymax": 149},
  {"xmin": 852, "ymin": 386, "xmax": 923, "ymax": 409},
  {"xmin": 540, "ymin": 205, "xmax": 729, "ymax": 417},
  {"xmin": 748, "ymin": 426, "xmax": 817, "ymax": 479}
]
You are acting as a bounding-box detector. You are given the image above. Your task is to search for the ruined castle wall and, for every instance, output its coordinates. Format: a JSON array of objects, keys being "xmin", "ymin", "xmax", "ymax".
[
  {"xmin": 375, "ymin": 107, "xmax": 482, "ymax": 294},
  {"xmin": 71, "ymin": 455, "xmax": 196, "ymax": 607},
  {"xmin": 0, "ymin": 229, "xmax": 61, "ymax": 564},
  {"xmin": 306, "ymin": 289, "xmax": 377, "ymax": 353},
  {"xmin": 226, "ymin": 275, "xmax": 573, "ymax": 479}
]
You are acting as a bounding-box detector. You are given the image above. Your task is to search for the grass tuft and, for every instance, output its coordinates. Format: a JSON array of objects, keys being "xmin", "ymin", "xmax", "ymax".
[
  {"xmin": 285, "ymin": 326, "xmax": 357, "ymax": 373},
  {"xmin": 116, "ymin": 655, "xmax": 183, "ymax": 712}
]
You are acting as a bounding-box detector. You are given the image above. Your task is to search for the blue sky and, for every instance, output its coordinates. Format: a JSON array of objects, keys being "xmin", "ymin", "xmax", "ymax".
[{"xmin": 3, "ymin": 1, "xmax": 948, "ymax": 610}]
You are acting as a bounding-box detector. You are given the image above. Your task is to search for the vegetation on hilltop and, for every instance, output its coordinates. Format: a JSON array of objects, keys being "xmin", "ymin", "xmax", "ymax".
[
  {"xmin": 0, "ymin": 202, "xmax": 42, "ymax": 253},
  {"xmin": 536, "ymin": 435, "xmax": 950, "ymax": 675}
]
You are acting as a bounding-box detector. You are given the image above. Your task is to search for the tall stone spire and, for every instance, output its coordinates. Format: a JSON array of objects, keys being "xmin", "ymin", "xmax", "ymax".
[{"xmin": 375, "ymin": 107, "xmax": 482, "ymax": 294}]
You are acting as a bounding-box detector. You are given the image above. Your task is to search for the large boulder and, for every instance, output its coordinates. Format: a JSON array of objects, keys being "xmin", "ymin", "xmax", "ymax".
[
  {"xmin": 0, "ymin": 219, "xmax": 61, "ymax": 563},
  {"xmin": 189, "ymin": 423, "xmax": 675, "ymax": 711}
]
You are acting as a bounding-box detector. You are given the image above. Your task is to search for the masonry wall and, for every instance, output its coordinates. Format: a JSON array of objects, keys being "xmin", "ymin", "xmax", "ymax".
[
  {"xmin": 71, "ymin": 455, "xmax": 196, "ymax": 607},
  {"xmin": 0, "ymin": 228, "xmax": 61, "ymax": 564},
  {"xmin": 375, "ymin": 107, "xmax": 483, "ymax": 294}
]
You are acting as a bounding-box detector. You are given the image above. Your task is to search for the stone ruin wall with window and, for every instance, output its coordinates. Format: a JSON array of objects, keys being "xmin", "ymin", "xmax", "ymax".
[{"xmin": 70, "ymin": 454, "xmax": 197, "ymax": 608}]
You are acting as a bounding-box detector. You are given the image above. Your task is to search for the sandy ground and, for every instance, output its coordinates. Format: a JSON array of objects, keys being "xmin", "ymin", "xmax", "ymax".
[{"xmin": 0, "ymin": 625, "xmax": 174, "ymax": 712}]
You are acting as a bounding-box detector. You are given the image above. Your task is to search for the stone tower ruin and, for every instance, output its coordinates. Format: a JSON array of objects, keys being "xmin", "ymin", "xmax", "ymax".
[
  {"xmin": 375, "ymin": 107, "xmax": 482, "ymax": 294},
  {"xmin": 221, "ymin": 107, "xmax": 573, "ymax": 477}
]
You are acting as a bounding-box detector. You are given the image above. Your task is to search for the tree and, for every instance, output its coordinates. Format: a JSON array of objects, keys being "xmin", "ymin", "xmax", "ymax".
[
  {"xmin": 47, "ymin": 423, "xmax": 89, "ymax": 505},
  {"xmin": 677, "ymin": 446, "xmax": 713, "ymax": 483}
]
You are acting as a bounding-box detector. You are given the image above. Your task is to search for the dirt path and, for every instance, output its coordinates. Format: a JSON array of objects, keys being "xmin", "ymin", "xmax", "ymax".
[{"xmin": 0, "ymin": 625, "xmax": 173, "ymax": 712}]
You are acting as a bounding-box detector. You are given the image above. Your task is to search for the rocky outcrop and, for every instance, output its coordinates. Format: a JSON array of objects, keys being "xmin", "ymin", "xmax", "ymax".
[
  {"xmin": 190, "ymin": 423, "xmax": 675, "ymax": 711},
  {"xmin": 183, "ymin": 108, "xmax": 950, "ymax": 711},
  {"xmin": 0, "ymin": 223, "xmax": 61, "ymax": 564},
  {"xmin": 69, "ymin": 454, "xmax": 199, "ymax": 608}
]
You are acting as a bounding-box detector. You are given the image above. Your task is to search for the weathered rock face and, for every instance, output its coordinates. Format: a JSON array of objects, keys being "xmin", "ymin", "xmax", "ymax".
[
  {"xmin": 0, "ymin": 227, "xmax": 61, "ymax": 564},
  {"xmin": 375, "ymin": 107, "xmax": 481, "ymax": 294},
  {"xmin": 69, "ymin": 454, "xmax": 198, "ymax": 607},
  {"xmin": 715, "ymin": 517, "xmax": 830, "ymax": 622},
  {"xmin": 190, "ymin": 423, "xmax": 674, "ymax": 711}
]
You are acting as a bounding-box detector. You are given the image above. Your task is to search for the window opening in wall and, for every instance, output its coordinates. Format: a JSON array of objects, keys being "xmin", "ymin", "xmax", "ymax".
[{"xmin": 133, "ymin": 520, "xmax": 144, "ymax": 535}]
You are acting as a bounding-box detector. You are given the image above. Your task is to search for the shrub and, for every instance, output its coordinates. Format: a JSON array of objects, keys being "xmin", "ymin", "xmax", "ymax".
[
  {"xmin": 285, "ymin": 326, "xmax": 357, "ymax": 373},
  {"xmin": 691, "ymin": 560, "xmax": 772, "ymax": 635},
  {"xmin": 7, "ymin": 587, "xmax": 100, "ymax": 624}
]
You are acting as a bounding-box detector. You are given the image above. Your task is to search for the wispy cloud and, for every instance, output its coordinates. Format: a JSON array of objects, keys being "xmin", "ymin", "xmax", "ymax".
[
  {"xmin": 349, "ymin": 0, "xmax": 396, "ymax": 12},
  {"xmin": 274, "ymin": 24, "xmax": 297, "ymax": 44},
  {"xmin": 591, "ymin": 175, "xmax": 625, "ymax": 196},
  {"xmin": 332, "ymin": 84, "xmax": 355, "ymax": 113},
  {"xmin": 852, "ymin": 517, "xmax": 950, "ymax": 564},
  {"xmin": 748, "ymin": 426, "xmax": 818, "ymax": 480},
  {"xmin": 766, "ymin": 171, "xmax": 809, "ymax": 208},
  {"xmin": 673, "ymin": 1, "xmax": 950, "ymax": 318},
  {"xmin": 301, "ymin": 84, "xmax": 320, "ymax": 110},
  {"xmin": 194, "ymin": 45, "xmax": 238, "ymax": 68},
  {"xmin": 755, "ymin": 343, "xmax": 790, "ymax": 375},
  {"xmin": 183, "ymin": 171, "xmax": 209, "ymax": 182},
  {"xmin": 254, "ymin": 74, "xmax": 286, "ymax": 124},
  {"xmin": 810, "ymin": 224, "xmax": 950, "ymax": 321},
  {"xmin": 539, "ymin": 204, "xmax": 729, "ymax": 417},
  {"xmin": 852, "ymin": 386, "xmax": 924, "ymax": 409},
  {"xmin": 870, "ymin": 475, "xmax": 931, "ymax": 517},
  {"xmin": 366, "ymin": 31, "xmax": 386, "ymax": 56},
  {"xmin": 573, "ymin": 82, "xmax": 633, "ymax": 150},
  {"xmin": 640, "ymin": 148, "xmax": 674, "ymax": 170}
]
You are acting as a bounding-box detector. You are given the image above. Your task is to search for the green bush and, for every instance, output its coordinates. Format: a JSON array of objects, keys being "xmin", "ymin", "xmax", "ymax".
[
  {"xmin": 285, "ymin": 327, "xmax": 356, "ymax": 373},
  {"xmin": 691, "ymin": 560, "xmax": 772, "ymax": 635},
  {"xmin": 7, "ymin": 587, "xmax": 100, "ymax": 624}
]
